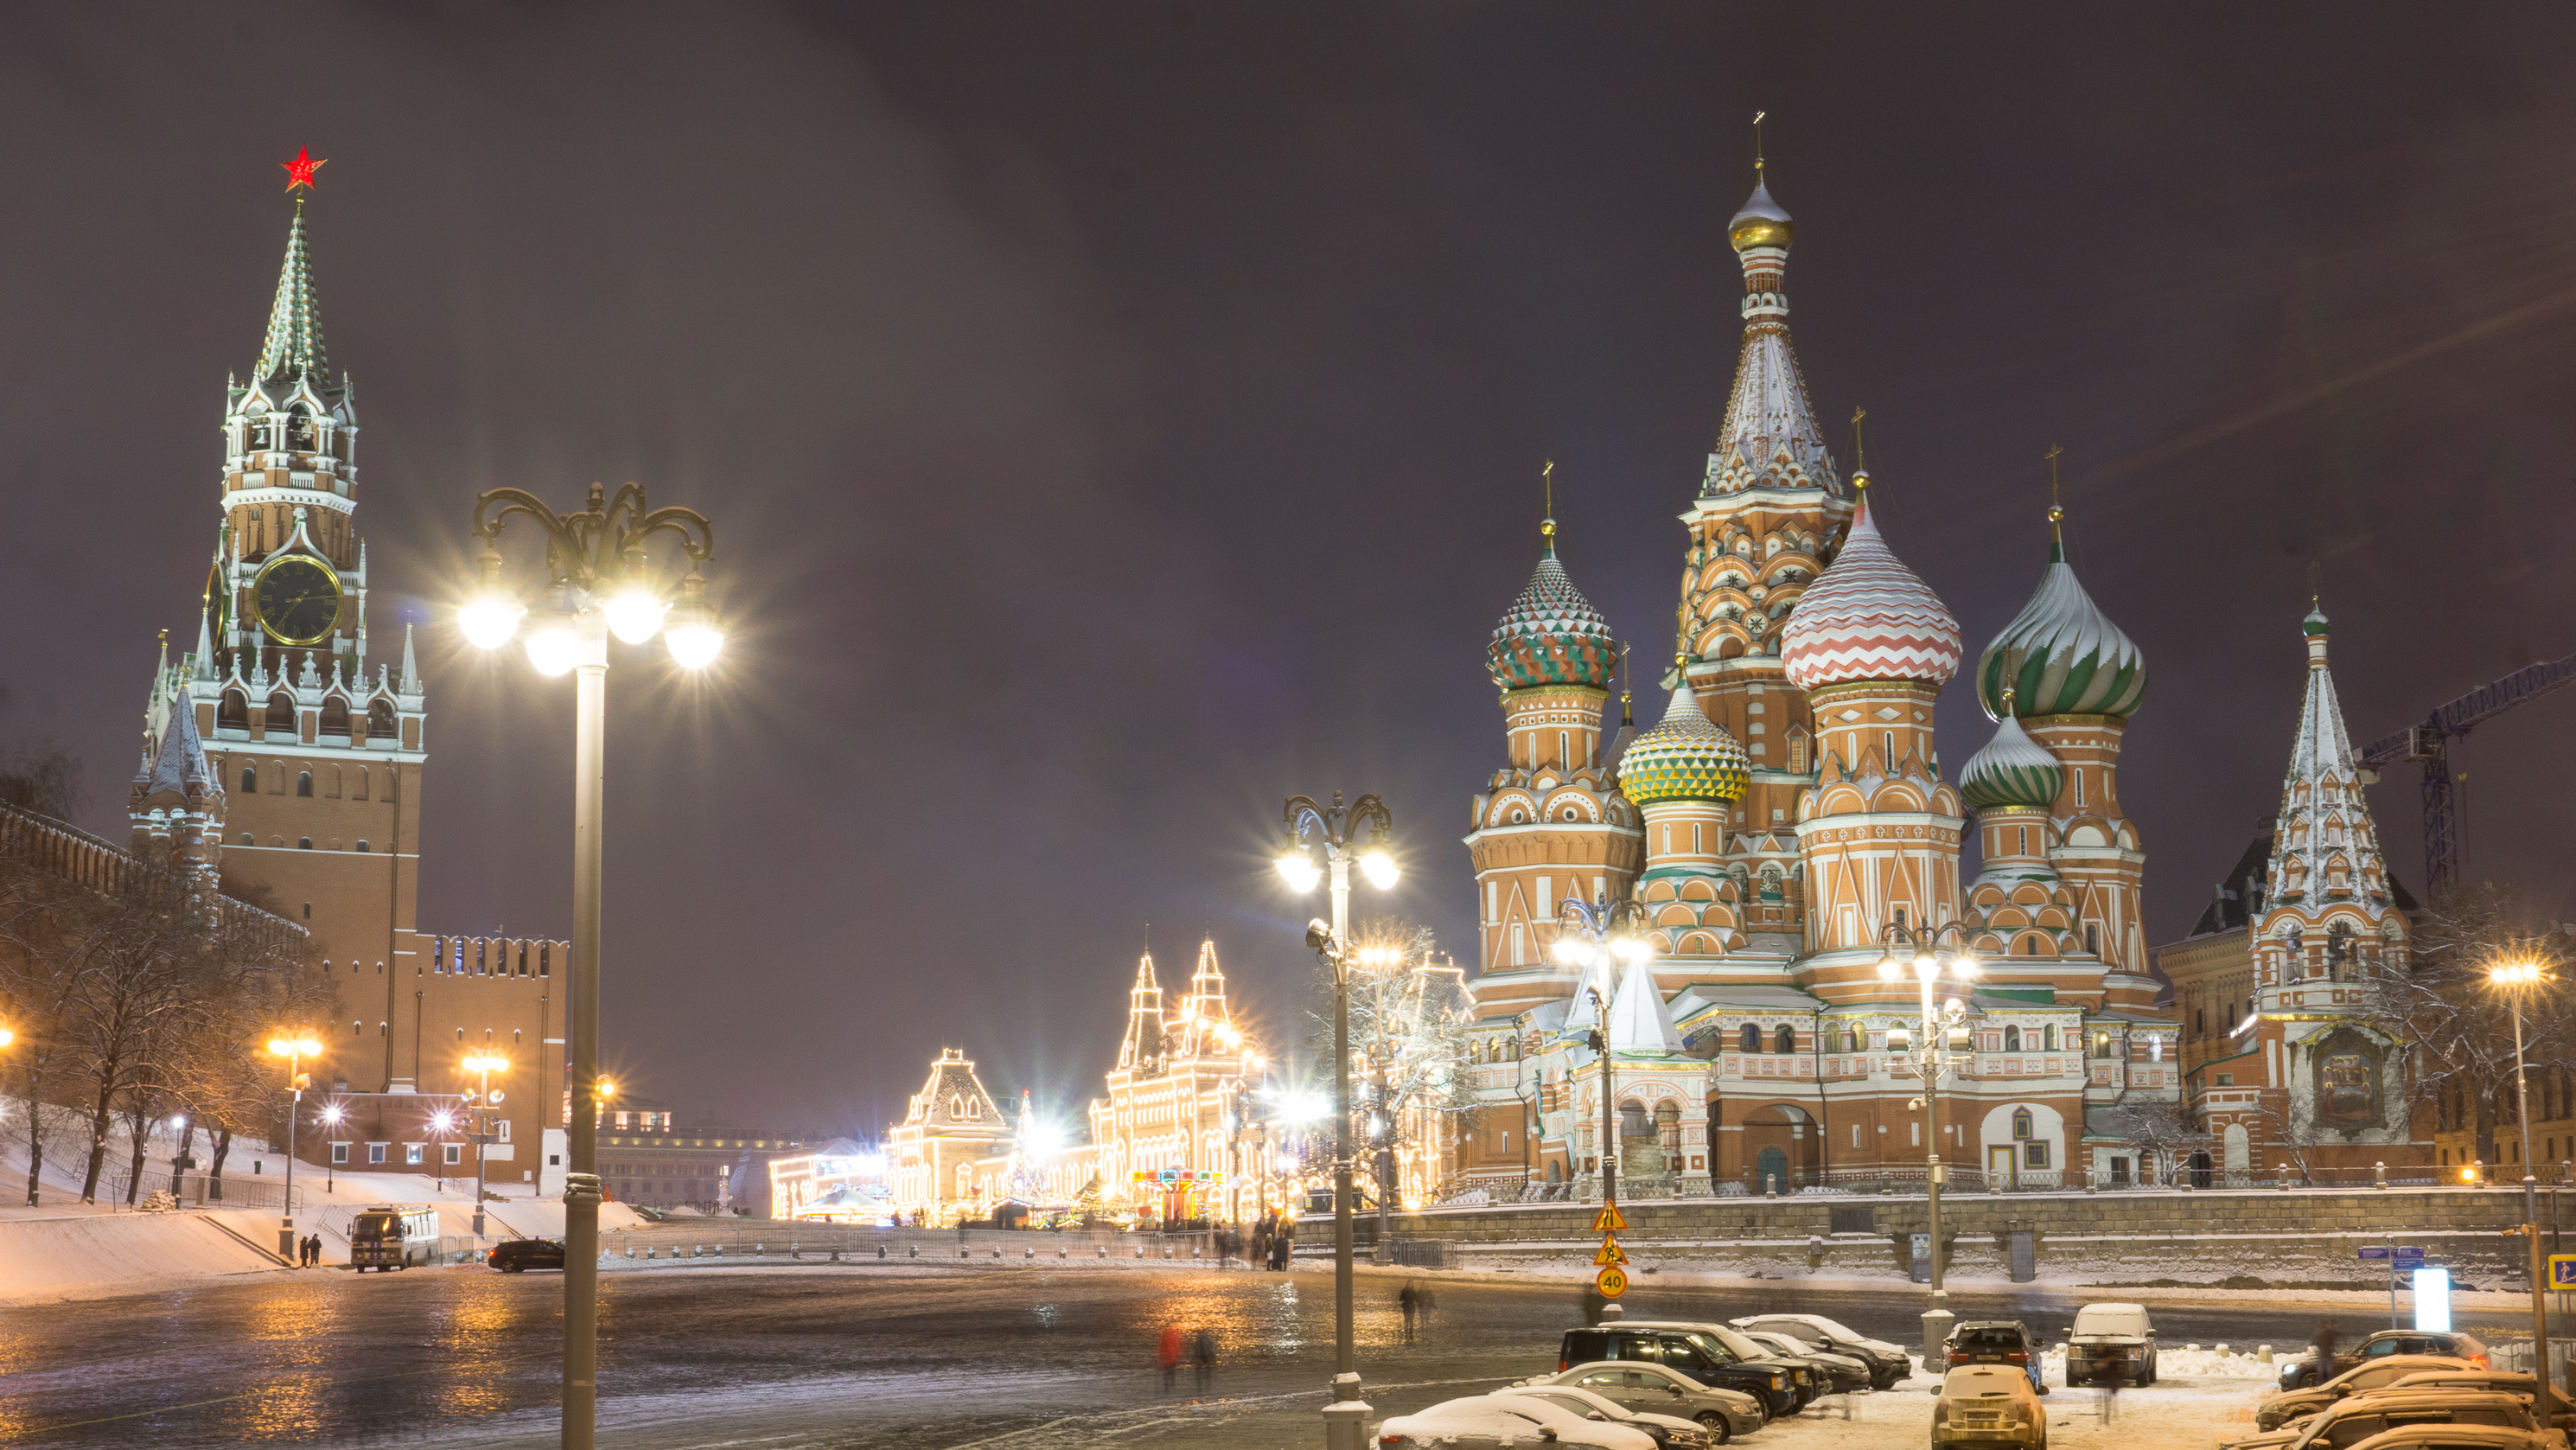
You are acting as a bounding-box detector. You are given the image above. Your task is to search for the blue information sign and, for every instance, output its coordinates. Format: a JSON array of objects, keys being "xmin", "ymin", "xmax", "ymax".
[{"xmin": 2550, "ymin": 1255, "xmax": 2576, "ymax": 1291}]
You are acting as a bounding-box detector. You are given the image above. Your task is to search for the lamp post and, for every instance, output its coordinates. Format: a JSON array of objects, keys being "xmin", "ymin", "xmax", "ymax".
[
  {"xmin": 2487, "ymin": 957, "xmax": 2554, "ymax": 1370},
  {"xmin": 1554, "ymin": 896, "xmax": 1651, "ymax": 1230},
  {"xmin": 1875, "ymin": 923, "xmax": 1979, "ymax": 1364},
  {"xmin": 320, "ymin": 1104, "xmax": 344, "ymax": 1194},
  {"xmin": 1278, "ymin": 791, "xmax": 1397, "ymax": 1450},
  {"xmin": 463, "ymin": 1053, "xmax": 510, "ymax": 1236},
  {"xmin": 459, "ymin": 482, "xmax": 722, "ymax": 1450},
  {"xmin": 265, "ymin": 1033, "xmax": 322, "ymax": 1260}
]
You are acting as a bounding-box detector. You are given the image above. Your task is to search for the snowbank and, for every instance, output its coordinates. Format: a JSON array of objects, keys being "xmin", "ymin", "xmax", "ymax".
[{"xmin": 0, "ymin": 1210, "xmax": 288, "ymax": 1303}]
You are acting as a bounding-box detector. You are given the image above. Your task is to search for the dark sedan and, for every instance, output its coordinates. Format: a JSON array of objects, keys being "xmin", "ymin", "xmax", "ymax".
[{"xmin": 486, "ymin": 1238, "xmax": 567, "ymax": 1273}]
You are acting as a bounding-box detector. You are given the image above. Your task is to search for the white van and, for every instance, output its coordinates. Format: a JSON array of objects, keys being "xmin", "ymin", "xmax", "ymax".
[{"xmin": 2066, "ymin": 1303, "xmax": 2158, "ymax": 1386}]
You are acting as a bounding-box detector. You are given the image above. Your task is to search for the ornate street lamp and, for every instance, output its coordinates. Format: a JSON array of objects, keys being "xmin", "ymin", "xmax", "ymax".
[
  {"xmin": 265, "ymin": 1032, "xmax": 322, "ymax": 1259},
  {"xmin": 1276, "ymin": 791, "xmax": 1397, "ymax": 1450},
  {"xmin": 1876, "ymin": 923, "xmax": 1979, "ymax": 1362},
  {"xmin": 1556, "ymin": 893, "xmax": 1651, "ymax": 1270},
  {"xmin": 459, "ymin": 481, "xmax": 721, "ymax": 1450},
  {"xmin": 462, "ymin": 1053, "xmax": 510, "ymax": 1236},
  {"xmin": 2486, "ymin": 955, "xmax": 2555, "ymax": 1366}
]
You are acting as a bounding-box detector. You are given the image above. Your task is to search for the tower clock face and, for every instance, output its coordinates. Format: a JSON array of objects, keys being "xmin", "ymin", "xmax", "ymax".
[{"xmin": 252, "ymin": 554, "xmax": 344, "ymax": 646}]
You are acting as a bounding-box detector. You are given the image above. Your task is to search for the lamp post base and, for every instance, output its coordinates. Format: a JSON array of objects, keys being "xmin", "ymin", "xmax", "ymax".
[
  {"xmin": 1323, "ymin": 1374, "xmax": 1372, "ymax": 1450},
  {"xmin": 277, "ymin": 1220, "xmax": 296, "ymax": 1260},
  {"xmin": 1922, "ymin": 1307, "xmax": 1955, "ymax": 1370}
]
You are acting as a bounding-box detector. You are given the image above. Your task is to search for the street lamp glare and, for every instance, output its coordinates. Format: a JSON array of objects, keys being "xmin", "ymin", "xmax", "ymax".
[
  {"xmin": 2489, "ymin": 960, "xmax": 2546, "ymax": 987},
  {"xmin": 603, "ymin": 582, "xmax": 669, "ymax": 645},
  {"xmin": 524, "ymin": 616, "xmax": 583, "ymax": 676},
  {"xmin": 1877, "ymin": 955, "xmax": 1904, "ymax": 981},
  {"xmin": 1275, "ymin": 852, "xmax": 1323, "ymax": 893},
  {"xmin": 1949, "ymin": 958, "xmax": 1980, "ymax": 981},
  {"xmin": 1359, "ymin": 846, "xmax": 1400, "ymax": 890},
  {"xmin": 296, "ymin": 1037, "xmax": 322, "ymax": 1056},
  {"xmin": 661, "ymin": 567, "xmax": 725, "ymax": 668},
  {"xmin": 0, "ymin": 1025, "xmax": 16, "ymax": 1048},
  {"xmin": 459, "ymin": 593, "xmax": 527, "ymax": 650}
]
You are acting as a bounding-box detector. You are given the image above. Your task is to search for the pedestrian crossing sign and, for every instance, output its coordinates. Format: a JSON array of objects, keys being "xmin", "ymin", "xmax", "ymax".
[
  {"xmin": 1592, "ymin": 1205, "xmax": 1629, "ymax": 1232},
  {"xmin": 2550, "ymin": 1255, "xmax": 2576, "ymax": 1291},
  {"xmin": 1596, "ymin": 1265, "xmax": 1628, "ymax": 1299},
  {"xmin": 1593, "ymin": 1235, "xmax": 1629, "ymax": 1267}
]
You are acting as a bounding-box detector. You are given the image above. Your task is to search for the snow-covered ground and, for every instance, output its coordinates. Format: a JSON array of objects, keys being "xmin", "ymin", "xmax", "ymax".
[{"xmin": 0, "ymin": 1117, "xmax": 637, "ymax": 1304}]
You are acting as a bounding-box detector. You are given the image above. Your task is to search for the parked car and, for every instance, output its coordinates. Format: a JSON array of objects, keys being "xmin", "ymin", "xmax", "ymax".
[
  {"xmin": 2339, "ymin": 1423, "xmax": 2569, "ymax": 1450},
  {"xmin": 485, "ymin": 1238, "xmax": 567, "ymax": 1273},
  {"xmin": 1935, "ymin": 1364, "xmax": 2049, "ymax": 1450},
  {"xmin": 1520, "ymin": 1362, "xmax": 1766, "ymax": 1440},
  {"xmin": 2389, "ymin": 1371, "xmax": 2576, "ymax": 1430},
  {"xmin": 1559, "ymin": 1322, "xmax": 1809, "ymax": 1418},
  {"xmin": 2282, "ymin": 1333, "xmax": 2491, "ymax": 1391},
  {"xmin": 1739, "ymin": 1329, "xmax": 1874, "ymax": 1393},
  {"xmin": 2220, "ymin": 1391, "xmax": 2540, "ymax": 1450},
  {"xmin": 1376, "ymin": 1394, "xmax": 1658, "ymax": 1450},
  {"xmin": 2257, "ymin": 1358, "xmax": 2482, "ymax": 1431},
  {"xmin": 2064, "ymin": 1302, "xmax": 2158, "ymax": 1387},
  {"xmin": 1943, "ymin": 1321, "xmax": 2047, "ymax": 1396},
  {"xmin": 1731, "ymin": 1313, "xmax": 1914, "ymax": 1389},
  {"xmin": 1496, "ymin": 1383, "xmax": 1713, "ymax": 1448}
]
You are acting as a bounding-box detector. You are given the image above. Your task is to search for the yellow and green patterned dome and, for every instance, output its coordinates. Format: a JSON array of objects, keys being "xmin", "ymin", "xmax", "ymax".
[{"xmin": 1617, "ymin": 682, "xmax": 1750, "ymax": 806}]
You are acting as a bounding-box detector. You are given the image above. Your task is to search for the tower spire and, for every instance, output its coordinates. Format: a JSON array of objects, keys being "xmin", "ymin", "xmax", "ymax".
[
  {"xmin": 2044, "ymin": 444, "xmax": 2066, "ymax": 559},
  {"xmin": 257, "ymin": 190, "xmax": 330, "ymax": 386},
  {"xmin": 1540, "ymin": 459, "xmax": 1557, "ymax": 556},
  {"xmin": 1707, "ymin": 130, "xmax": 1834, "ymax": 498}
]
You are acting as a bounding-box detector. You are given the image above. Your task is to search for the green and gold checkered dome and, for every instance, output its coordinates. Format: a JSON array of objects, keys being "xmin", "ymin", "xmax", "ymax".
[{"xmin": 1617, "ymin": 682, "xmax": 1750, "ymax": 806}]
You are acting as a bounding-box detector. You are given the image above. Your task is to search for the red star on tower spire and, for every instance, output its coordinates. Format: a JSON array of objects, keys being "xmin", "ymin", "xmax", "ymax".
[{"xmin": 281, "ymin": 146, "xmax": 325, "ymax": 193}]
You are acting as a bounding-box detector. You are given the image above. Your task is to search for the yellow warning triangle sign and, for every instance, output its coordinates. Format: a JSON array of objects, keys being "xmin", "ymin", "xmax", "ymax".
[
  {"xmin": 1592, "ymin": 1234, "xmax": 1629, "ymax": 1267},
  {"xmin": 1591, "ymin": 1205, "xmax": 1629, "ymax": 1233}
]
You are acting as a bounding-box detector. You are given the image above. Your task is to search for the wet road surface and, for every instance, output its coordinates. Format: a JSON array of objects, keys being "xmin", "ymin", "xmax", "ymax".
[{"xmin": 0, "ymin": 1261, "xmax": 2531, "ymax": 1448}]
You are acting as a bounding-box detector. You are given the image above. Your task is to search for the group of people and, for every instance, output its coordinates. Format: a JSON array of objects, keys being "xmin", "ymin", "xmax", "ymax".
[
  {"xmin": 292, "ymin": 1233, "xmax": 324, "ymax": 1268},
  {"xmin": 1156, "ymin": 1324, "xmax": 1221, "ymax": 1392},
  {"xmin": 1242, "ymin": 1210, "xmax": 1295, "ymax": 1271}
]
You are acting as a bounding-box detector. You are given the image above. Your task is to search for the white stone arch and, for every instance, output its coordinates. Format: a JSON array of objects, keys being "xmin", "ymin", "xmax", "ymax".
[{"xmin": 2222, "ymin": 1122, "xmax": 2250, "ymax": 1172}]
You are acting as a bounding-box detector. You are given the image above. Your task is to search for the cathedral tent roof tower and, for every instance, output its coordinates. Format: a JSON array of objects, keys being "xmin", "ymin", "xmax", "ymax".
[
  {"xmin": 1706, "ymin": 168, "xmax": 1839, "ymax": 498},
  {"xmin": 1779, "ymin": 494, "xmax": 1962, "ymax": 689},
  {"xmin": 258, "ymin": 198, "xmax": 331, "ymax": 390}
]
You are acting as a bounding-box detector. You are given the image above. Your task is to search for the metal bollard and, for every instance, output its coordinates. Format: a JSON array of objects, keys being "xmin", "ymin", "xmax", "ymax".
[
  {"xmin": 960, "ymin": 1247, "xmax": 969, "ymax": 1259},
  {"xmin": 1192, "ymin": 1247, "xmax": 1202, "ymax": 1258},
  {"xmin": 1164, "ymin": 1247, "xmax": 1174, "ymax": 1260},
  {"xmin": 756, "ymin": 1242, "xmax": 765, "ymax": 1256},
  {"xmin": 909, "ymin": 1244, "xmax": 918, "ymax": 1258},
  {"xmin": 877, "ymin": 1245, "xmax": 887, "ymax": 1260},
  {"xmin": 830, "ymin": 1248, "xmax": 840, "ymax": 1262},
  {"xmin": 1100, "ymin": 1247, "xmax": 1107, "ymax": 1258},
  {"xmin": 2375, "ymin": 1162, "xmax": 2388, "ymax": 1188},
  {"xmin": 1059, "ymin": 1247, "xmax": 1067, "ymax": 1259},
  {"xmin": 1136, "ymin": 1247, "xmax": 1145, "ymax": 1259},
  {"xmin": 625, "ymin": 1246, "xmax": 636, "ymax": 1258},
  {"xmin": 1025, "ymin": 1247, "xmax": 1036, "ymax": 1259},
  {"xmin": 792, "ymin": 1243, "xmax": 801, "ymax": 1260}
]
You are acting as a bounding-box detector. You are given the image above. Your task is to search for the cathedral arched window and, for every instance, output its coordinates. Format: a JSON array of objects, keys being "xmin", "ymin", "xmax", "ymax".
[
  {"xmin": 2003, "ymin": 1025, "xmax": 2022, "ymax": 1051},
  {"xmin": 288, "ymin": 405, "xmax": 314, "ymax": 450},
  {"xmin": 2011, "ymin": 1108, "xmax": 2034, "ymax": 1140},
  {"xmin": 266, "ymin": 692, "xmax": 294, "ymax": 726},
  {"xmin": 2044, "ymin": 1025, "xmax": 2061, "ymax": 1051},
  {"xmin": 297, "ymin": 770, "xmax": 313, "ymax": 797},
  {"xmin": 1773, "ymin": 1025, "xmax": 1795, "ymax": 1054},
  {"xmin": 240, "ymin": 766, "xmax": 257, "ymax": 794},
  {"xmin": 1739, "ymin": 1023, "xmax": 1760, "ymax": 1054}
]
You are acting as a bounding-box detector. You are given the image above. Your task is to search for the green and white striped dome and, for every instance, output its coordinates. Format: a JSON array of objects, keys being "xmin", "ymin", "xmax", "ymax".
[
  {"xmin": 1616, "ymin": 682, "xmax": 1750, "ymax": 806},
  {"xmin": 1960, "ymin": 710, "xmax": 2065, "ymax": 810},
  {"xmin": 1975, "ymin": 538, "xmax": 2146, "ymax": 720}
]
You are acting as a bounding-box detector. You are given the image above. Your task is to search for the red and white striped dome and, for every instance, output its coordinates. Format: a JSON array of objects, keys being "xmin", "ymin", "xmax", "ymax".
[{"xmin": 1781, "ymin": 496, "xmax": 1962, "ymax": 689}]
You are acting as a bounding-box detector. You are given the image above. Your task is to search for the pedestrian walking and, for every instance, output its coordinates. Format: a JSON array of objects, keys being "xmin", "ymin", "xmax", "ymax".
[
  {"xmin": 2091, "ymin": 1341, "xmax": 2124, "ymax": 1424},
  {"xmin": 1252, "ymin": 1219, "xmax": 1272, "ymax": 1271},
  {"xmin": 1399, "ymin": 1281, "xmax": 1419, "ymax": 1344},
  {"xmin": 1157, "ymin": 1323, "xmax": 1183, "ymax": 1393},
  {"xmin": 1191, "ymin": 1326, "xmax": 1216, "ymax": 1389},
  {"xmin": 305, "ymin": 1235, "xmax": 319, "ymax": 1267},
  {"xmin": 2311, "ymin": 1319, "xmax": 2342, "ymax": 1389}
]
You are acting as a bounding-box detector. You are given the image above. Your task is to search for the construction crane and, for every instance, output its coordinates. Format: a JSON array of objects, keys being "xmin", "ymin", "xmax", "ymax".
[{"xmin": 2357, "ymin": 649, "xmax": 2576, "ymax": 897}]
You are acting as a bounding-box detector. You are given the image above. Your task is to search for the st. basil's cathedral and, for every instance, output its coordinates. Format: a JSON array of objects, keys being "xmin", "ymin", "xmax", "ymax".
[{"xmin": 1447, "ymin": 161, "xmax": 2396, "ymax": 1198}]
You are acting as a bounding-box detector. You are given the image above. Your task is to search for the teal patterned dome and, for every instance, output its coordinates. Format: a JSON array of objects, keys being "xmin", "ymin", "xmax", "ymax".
[
  {"xmin": 1488, "ymin": 527, "xmax": 1616, "ymax": 691},
  {"xmin": 1617, "ymin": 682, "xmax": 1750, "ymax": 806},
  {"xmin": 1976, "ymin": 534, "xmax": 2147, "ymax": 720},
  {"xmin": 1960, "ymin": 709, "xmax": 2065, "ymax": 810}
]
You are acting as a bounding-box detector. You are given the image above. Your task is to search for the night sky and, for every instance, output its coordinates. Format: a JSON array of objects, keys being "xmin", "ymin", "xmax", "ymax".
[{"xmin": 4, "ymin": 5, "xmax": 2572, "ymax": 1137}]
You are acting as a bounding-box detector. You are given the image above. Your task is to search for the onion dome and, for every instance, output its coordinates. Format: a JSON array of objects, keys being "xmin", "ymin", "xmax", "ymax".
[
  {"xmin": 1780, "ymin": 495, "xmax": 1963, "ymax": 689},
  {"xmin": 1975, "ymin": 520, "xmax": 2147, "ymax": 720},
  {"xmin": 1488, "ymin": 521, "xmax": 1616, "ymax": 690},
  {"xmin": 1616, "ymin": 681, "xmax": 1750, "ymax": 806},
  {"xmin": 1729, "ymin": 178, "xmax": 1794, "ymax": 252},
  {"xmin": 1959, "ymin": 695, "xmax": 2066, "ymax": 809},
  {"xmin": 2301, "ymin": 602, "xmax": 2331, "ymax": 637}
]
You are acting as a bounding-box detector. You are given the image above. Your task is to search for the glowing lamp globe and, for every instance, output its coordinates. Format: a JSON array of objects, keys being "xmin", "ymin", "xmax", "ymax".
[
  {"xmin": 459, "ymin": 594, "xmax": 526, "ymax": 650},
  {"xmin": 1360, "ymin": 846, "xmax": 1400, "ymax": 890},
  {"xmin": 603, "ymin": 584, "xmax": 669, "ymax": 645},
  {"xmin": 524, "ymin": 618, "xmax": 582, "ymax": 676},
  {"xmin": 1275, "ymin": 853, "xmax": 1323, "ymax": 893}
]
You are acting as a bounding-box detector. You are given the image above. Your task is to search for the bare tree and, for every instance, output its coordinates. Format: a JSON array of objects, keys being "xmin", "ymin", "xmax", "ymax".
[
  {"xmin": 2383, "ymin": 881, "xmax": 2574, "ymax": 1166},
  {"xmin": 1307, "ymin": 917, "xmax": 1477, "ymax": 1217}
]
